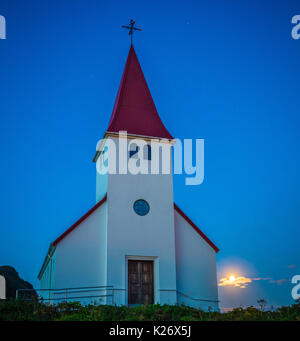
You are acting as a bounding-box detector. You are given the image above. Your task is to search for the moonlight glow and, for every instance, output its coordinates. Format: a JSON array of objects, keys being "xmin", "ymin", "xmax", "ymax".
[{"xmin": 219, "ymin": 275, "xmax": 252, "ymax": 288}]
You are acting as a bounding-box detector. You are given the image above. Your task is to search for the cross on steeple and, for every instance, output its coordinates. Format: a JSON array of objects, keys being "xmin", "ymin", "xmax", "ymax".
[{"xmin": 122, "ymin": 19, "xmax": 141, "ymax": 45}]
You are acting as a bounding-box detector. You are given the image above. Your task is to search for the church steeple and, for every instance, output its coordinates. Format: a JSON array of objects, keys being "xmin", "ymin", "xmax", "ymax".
[{"xmin": 106, "ymin": 45, "xmax": 173, "ymax": 140}]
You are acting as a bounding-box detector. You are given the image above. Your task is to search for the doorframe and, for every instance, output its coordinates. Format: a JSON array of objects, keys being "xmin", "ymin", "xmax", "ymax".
[{"xmin": 125, "ymin": 255, "xmax": 159, "ymax": 305}]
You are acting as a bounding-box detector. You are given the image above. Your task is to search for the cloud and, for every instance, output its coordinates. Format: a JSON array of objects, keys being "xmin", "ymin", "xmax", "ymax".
[
  {"xmin": 218, "ymin": 276, "xmax": 252, "ymax": 288},
  {"xmin": 219, "ymin": 275, "xmax": 290, "ymax": 288},
  {"xmin": 277, "ymin": 279, "xmax": 288, "ymax": 285},
  {"xmin": 288, "ymin": 264, "xmax": 296, "ymax": 269},
  {"xmin": 269, "ymin": 278, "xmax": 289, "ymax": 285}
]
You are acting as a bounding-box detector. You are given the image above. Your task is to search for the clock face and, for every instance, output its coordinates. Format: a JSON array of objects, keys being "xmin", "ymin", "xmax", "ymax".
[{"xmin": 133, "ymin": 199, "xmax": 150, "ymax": 216}]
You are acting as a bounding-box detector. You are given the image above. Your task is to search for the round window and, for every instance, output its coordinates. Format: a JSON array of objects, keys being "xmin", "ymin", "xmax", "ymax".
[{"xmin": 133, "ymin": 199, "xmax": 150, "ymax": 216}]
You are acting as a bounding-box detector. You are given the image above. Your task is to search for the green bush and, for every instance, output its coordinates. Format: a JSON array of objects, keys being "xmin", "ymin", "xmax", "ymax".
[{"xmin": 0, "ymin": 299, "xmax": 299, "ymax": 321}]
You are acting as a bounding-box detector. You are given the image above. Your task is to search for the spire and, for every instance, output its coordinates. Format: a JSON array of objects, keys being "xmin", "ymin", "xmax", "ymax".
[{"xmin": 107, "ymin": 45, "xmax": 173, "ymax": 140}]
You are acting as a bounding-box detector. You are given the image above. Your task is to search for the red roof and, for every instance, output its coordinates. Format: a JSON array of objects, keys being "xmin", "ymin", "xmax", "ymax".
[
  {"xmin": 107, "ymin": 45, "xmax": 173, "ymax": 139},
  {"xmin": 174, "ymin": 203, "xmax": 219, "ymax": 253}
]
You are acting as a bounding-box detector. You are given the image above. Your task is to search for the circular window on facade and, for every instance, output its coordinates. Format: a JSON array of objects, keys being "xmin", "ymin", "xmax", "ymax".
[{"xmin": 133, "ymin": 199, "xmax": 150, "ymax": 216}]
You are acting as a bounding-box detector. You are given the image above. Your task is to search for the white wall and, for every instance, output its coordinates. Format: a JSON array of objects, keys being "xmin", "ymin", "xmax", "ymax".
[
  {"xmin": 54, "ymin": 201, "xmax": 108, "ymax": 304},
  {"xmin": 174, "ymin": 210, "xmax": 219, "ymax": 311},
  {"xmin": 105, "ymin": 137, "xmax": 177, "ymax": 305}
]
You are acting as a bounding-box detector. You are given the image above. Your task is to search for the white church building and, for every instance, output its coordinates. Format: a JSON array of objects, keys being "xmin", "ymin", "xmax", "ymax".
[{"xmin": 38, "ymin": 45, "xmax": 219, "ymax": 310}]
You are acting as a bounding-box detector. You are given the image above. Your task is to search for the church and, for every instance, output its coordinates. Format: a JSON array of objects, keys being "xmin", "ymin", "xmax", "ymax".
[{"xmin": 38, "ymin": 43, "xmax": 220, "ymax": 311}]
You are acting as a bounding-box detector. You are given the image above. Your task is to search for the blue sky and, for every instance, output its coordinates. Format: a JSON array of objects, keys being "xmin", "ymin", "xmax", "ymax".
[{"xmin": 0, "ymin": 0, "xmax": 299, "ymax": 309}]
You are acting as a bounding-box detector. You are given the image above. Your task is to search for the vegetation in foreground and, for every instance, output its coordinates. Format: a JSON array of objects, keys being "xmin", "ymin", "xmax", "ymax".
[{"xmin": 0, "ymin": 299, "xmax": 300, "ymax": 321}]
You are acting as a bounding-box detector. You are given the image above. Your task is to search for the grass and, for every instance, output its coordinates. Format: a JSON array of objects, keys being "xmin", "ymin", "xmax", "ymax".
[{"xmin": 0, "ymin": 299, "xmax": 300, "ymax": 321}]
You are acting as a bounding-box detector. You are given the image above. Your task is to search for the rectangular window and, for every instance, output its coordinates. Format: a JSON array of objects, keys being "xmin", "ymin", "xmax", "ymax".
[
  {"xmin": 147, "ymin": 145, "xmax": 151, "ymax": 160},
  {"xmin": 129, "ymin": 145, "xmax": 151, "ymax": 160}
]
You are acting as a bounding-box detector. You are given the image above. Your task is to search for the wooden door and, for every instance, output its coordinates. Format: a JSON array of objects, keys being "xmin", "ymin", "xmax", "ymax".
[{"xmin": 128, "ymin": 260, "xmax": 154, "ymax": 305}]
